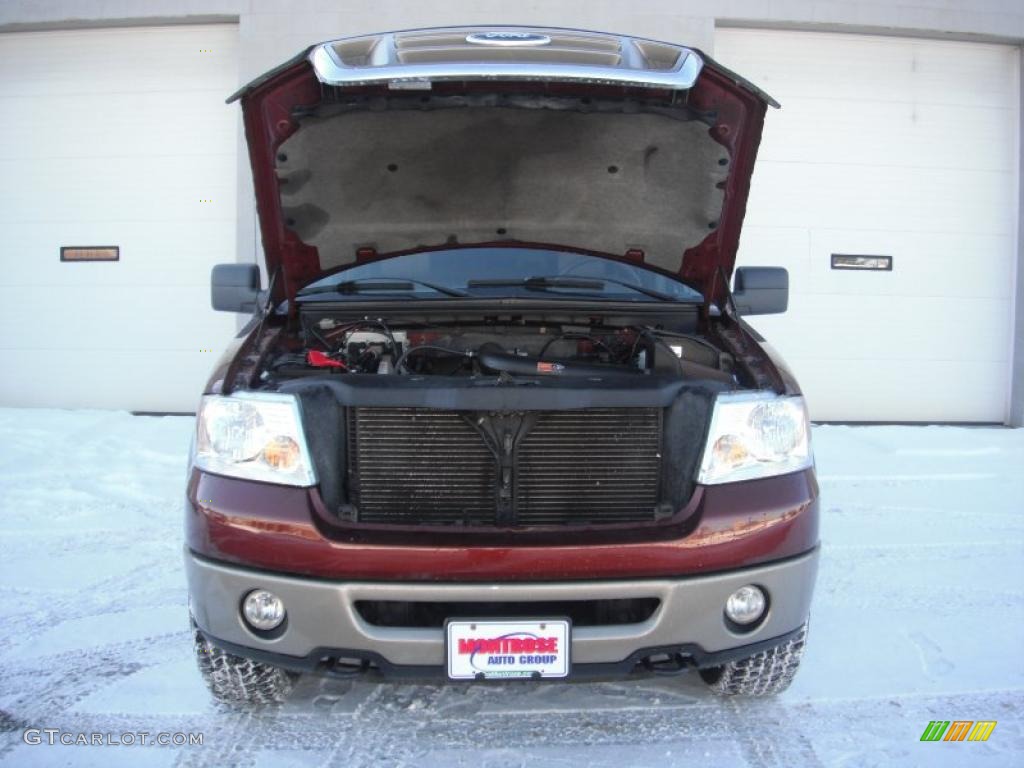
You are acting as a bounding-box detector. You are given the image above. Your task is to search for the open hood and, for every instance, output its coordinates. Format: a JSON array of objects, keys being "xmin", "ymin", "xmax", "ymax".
[{"xmin": 234, "ymin": 27, "xmax": 777, "ymax": 307}]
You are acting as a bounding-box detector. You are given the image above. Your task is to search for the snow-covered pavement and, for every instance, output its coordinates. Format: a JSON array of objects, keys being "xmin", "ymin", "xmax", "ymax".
[{"xmin": 0, "ymin": 408, "xmax": 1021, "ymax": 767}]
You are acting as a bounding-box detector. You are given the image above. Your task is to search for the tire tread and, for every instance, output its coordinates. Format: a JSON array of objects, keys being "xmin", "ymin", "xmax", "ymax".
[
  {"xmin": 700, "ymin": 623, "xmax": 808, "ymax": 696},
  {"xmin": 192, "ymin": 619, "xmax": 295, "ymax": 706}
]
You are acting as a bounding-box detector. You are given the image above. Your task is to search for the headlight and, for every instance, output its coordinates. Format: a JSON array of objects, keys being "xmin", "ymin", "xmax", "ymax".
[
  {"xmin": 698, "ymin": 392, "xmax": 811, "ymax": 484},
  {"xmin": 193, "ymin": 392, "xmax": 316, "ymax": 486}
]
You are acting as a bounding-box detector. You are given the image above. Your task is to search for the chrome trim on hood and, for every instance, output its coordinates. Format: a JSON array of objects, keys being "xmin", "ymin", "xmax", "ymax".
[
  {"xmin": 465, "ymin": 31, "xmax": 553, "ymax": 47},
  {"xmin": 308, "ymin": 26, "xmax": 704, "ymax": 90}
]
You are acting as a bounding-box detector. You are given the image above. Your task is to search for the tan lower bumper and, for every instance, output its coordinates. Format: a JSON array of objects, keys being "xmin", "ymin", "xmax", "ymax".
[{"xmin": 186, "ymin": 548, "xmax": 818, "ymax": 666}]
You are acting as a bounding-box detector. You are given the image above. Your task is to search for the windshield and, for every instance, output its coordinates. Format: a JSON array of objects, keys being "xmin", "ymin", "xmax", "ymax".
[{"xmin": 296, "ymin": 248, "xmax": 704, "ymax": 303}]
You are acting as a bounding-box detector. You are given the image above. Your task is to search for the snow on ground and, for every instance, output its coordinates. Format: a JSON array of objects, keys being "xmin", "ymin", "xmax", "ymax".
[{"xmin": 0, "ymin": 407, "xmax": 1021, "ymax": 767}]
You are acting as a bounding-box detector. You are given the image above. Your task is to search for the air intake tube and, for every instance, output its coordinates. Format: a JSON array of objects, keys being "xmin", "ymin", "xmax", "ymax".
[{"xmin": 476, "ymin": 343, "xmax": 641, "ymax": 378}]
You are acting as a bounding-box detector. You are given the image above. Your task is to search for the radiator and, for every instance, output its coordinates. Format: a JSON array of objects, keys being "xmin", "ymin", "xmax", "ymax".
[{"xmin": 347, "ymin": 407, "xmax": 662, "ymax": 527}]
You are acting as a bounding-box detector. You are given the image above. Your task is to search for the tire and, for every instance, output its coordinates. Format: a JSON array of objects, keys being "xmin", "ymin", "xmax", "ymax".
[
  {"xmin": 192, "ymin": 617, "xmax": 296, "ymax": 706},
  {"xmin": 699, "ymin": 623, "xmax": 808, "ymax": 696}
]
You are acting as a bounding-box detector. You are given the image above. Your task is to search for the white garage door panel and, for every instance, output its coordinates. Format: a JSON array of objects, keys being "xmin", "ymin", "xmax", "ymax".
[
  {"xmin": 754, "ymin": 100, "xmax": 1015, "ymax": 170},
  {"xmin": 0, "ymin": 27, "xmax": 229, "ymax": 96},
  {"xmin": 716, "ymin": 29, "xmax": 1018, "ymax": 422},
  {"xmin": 5, "ymin": 350, "xmax": 209, "ymax": 414},
  {"xmin": 792, "ymin": 360, "xmax": 1007, "ymax": 424},
  {"xmin": 733, "ymin": 32, "xmax": 1013, "ymax": 108},
  {"xmin": 3, "ymin": 221, "xmax": 236, "ymax": 287},
  {"xmin": 752, "ymin": 295, "xmax": 1010, "ymax": 363},
  {"xmin": 0, "ymin": 156, "xmax": 235, "ymax": 221},
  {"xmin": 0, "ymin": 25, "xmax": 238, "ymax": 411},
  {"xmin": 3, "ymin": 92, "xmax": 237, "ymax": 159},
  {"xmin": 1, "ymin": 286, "xmax": 228, "ymax": 351},
  {"xmin": 744, "ymin": 163, "xmax": 1015, "ymax": 233},
  {"xmin": 743, "ymin": 226, "xmax": 1014, "ymax": 300},
  {"xmin": 806, "ymin": 230, "xmax": 1014, "ymax": 299}
]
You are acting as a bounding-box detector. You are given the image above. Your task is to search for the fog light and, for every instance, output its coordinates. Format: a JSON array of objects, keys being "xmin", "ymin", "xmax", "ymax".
[
  {"xmin": 725, "ymin": 585, "xmax": 766, "ymax": 625},
  {"xmin": 242, "ymin": 589, "xmax": 285, "ymax": 631}
]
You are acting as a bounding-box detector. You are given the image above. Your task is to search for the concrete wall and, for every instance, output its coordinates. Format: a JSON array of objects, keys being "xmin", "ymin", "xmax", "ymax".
[
  {"xmin": 2, "ymin": 0, "xmax": 1023, "ymax": 423},
  {"xmin": 1014, "ymin": 51, "xmax": 1024, "ymax": 427},
  {"xmin": 5, "ymin": 1, "xmax": 1022, "ymax": 54}
]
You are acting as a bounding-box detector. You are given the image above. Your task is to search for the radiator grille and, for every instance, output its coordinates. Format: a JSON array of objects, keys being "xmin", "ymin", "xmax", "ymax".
[{"xmin": 347, "ymin": 407, "xmax": 662, "ymax": 527}]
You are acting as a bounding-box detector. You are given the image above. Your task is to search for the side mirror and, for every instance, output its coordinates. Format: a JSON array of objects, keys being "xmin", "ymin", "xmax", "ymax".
[
  {"xmin": 732, "ymin": 266, "xmax": 788, "ymax": 315},
  {"xmin": 211, "ymin": 263, "xmax": 261, "ymax": 313}
]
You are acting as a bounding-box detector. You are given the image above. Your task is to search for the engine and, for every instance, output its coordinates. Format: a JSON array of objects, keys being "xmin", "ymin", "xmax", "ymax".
[{"xmin": 261, "ymin": 317, "xmax": 735, "ymax": 384}]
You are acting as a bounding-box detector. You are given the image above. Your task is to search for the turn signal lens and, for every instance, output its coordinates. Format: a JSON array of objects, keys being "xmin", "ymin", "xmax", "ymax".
[
  {"xmin": 262, "ymin": 436, "xmax": 300, "ymax": 470},
  {"xmin": 711, "ymin": 434, "xmax": 749, "ymax": 466}
]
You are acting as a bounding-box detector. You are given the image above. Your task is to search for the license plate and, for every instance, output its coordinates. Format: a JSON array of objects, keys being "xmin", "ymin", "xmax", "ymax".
[{"xmin": 445, "ymin": 618, "xmax": 571, "ymax": 680}]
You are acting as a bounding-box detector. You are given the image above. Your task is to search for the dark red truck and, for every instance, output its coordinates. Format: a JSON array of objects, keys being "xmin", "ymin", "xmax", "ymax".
[{"xmin": 186, "ymin": 26, "xmax": 819, "ymax": 705}]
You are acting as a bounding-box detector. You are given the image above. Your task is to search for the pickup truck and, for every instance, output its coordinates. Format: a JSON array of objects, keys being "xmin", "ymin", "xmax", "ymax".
[{"xmin": 186, "ymin": 26, "xmax": 819, "ymax": 705}]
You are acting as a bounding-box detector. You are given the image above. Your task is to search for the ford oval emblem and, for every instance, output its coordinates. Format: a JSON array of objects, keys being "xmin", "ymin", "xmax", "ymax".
[{"xmin": 465, "ymin": 31, "xmax": 552, "ymax": 47}]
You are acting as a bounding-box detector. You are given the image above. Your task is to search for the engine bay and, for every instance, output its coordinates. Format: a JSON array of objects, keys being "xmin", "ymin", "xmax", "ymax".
[{"xmin": 258, "ymin": 312, "xmax": 739, "ymax": 387}]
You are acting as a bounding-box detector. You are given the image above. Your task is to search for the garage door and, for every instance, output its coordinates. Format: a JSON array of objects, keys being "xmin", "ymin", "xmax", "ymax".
[
  {"xmin": 715, "ymin": 30, "xmax": 1019, "ymax": 422},
  {"xmin": 0, "ymin": 24, "xmax": 238, "ymax": 411}
]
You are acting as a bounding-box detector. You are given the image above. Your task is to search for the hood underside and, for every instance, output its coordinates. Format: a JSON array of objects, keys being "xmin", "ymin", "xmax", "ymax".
[
  {"xmin": 279, "ymin": 101, "xmax": 726, "ymax": 273},
  {"xmin": 236, "ymin": 27, "xmax": 775, "ymax": 307}
]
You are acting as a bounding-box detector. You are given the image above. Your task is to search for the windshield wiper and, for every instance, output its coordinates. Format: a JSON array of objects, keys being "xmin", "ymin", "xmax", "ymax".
[
  {"xmin": 588, "ymin": 277, "xmax": 682, "ymax": 302},
  {"xmin": 467, "ymin": 275, "xmax": 680, "ymax": 302},
  {"xmin": 299, "ymin": 277, "xmax": 469, "ymax": 298},
  {"xmin": 468, "ymin": 276, "xmax": 602, "ymax": 291}
]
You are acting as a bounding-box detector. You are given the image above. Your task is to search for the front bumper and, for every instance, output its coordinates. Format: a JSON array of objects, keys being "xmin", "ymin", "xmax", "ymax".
[{"xmin": 187, "ymin": 546, "xmax": 818, "ymax": 672}]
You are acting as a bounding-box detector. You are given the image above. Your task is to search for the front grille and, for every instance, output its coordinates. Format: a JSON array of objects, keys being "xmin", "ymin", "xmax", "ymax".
[{"xmin": 347, "ymin": 407, "xmax": 662, "ymax": 527}]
